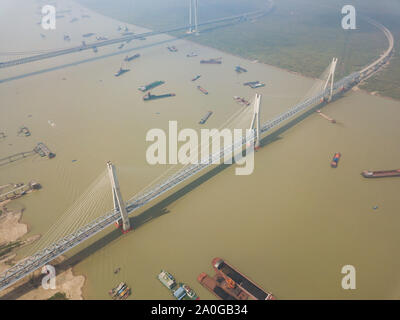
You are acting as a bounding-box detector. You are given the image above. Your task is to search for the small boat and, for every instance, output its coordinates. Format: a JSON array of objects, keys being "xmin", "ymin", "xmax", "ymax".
[
  {"xmin": 331, "ymin": 152, "xmax": 341, "ymax": 168},
  {"xmin": 235, "ymin": 66, "xmax": 247, "ymax": 73},
  {"xmin": 114, "ymin": 267, "xmax": 121, "ymax": 274},
  {"xmin": 167, "ymin": 46, "xmax": 178, "ymax": 52},
  {"xmin": 192, "ymin": 75, "xmax": 201, "ymax": 82},
  {"xmin": 187, "ymin": 52, "xmax": 198, "ymax": 57}
]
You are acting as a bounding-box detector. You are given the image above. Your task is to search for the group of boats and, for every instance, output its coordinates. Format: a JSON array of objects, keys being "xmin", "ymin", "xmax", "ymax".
[
  {"xmin": 108, "ymin": 282, "xmax": 131, "ymax": 300},
  {"xmin": 158, "ymin": 270, "xmax": 199, "ymax": 300}
]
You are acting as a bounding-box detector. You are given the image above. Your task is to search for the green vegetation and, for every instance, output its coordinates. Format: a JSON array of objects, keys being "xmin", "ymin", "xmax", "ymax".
[
  {"xmin": 48, "ymin": 292, "xmax": 68, "ymax": 300},
  {"xmin": 78, "ymin": 0, "xmax": 400, "ymax": 100}
]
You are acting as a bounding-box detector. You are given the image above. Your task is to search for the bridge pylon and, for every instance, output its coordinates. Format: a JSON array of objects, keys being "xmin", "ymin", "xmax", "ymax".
[
  {"xmin": 107, "ymin": 161, "xmax": 131, "ymax": 233},
  {"xmin": 249, "ymin": 93, "xmax": 262, "ymax": 150},
  {"xmin": 323, "ymin": 57, "xmax": 338, "ymax": 102},
  {"xmin": 187, "ymin": 0, "xmax": 199, "ymax": 34}
]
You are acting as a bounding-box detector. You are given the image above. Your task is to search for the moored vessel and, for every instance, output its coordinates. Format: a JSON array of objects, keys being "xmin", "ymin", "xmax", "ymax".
[
  {"xmin": 138, "ymin": 80, "xmax": 165, "ymax": 92},
  {"xmin": 212, "ymin": 257, "xmax": 275, "ymax": 300},
  {"xmin": 143, "ymin": 92, "xmax": 175, "ymax": 101},
  {"xmin": 158, "ymin": 270, "xmax": 176, "ymax": 290},
  {"xmin": 331, "ymin": 152, "xmax": 341, "ymax": 168},
  {"xmin": 200, "ymin": 57, "xmax": 222, "ymax": 64},
  {"xmin": 362, "ymin": 169, "xmax": 400, "ymax": 178},
  {"xmin": 124, "ymin": 53, "xmax": 140, "ymax": 62}
]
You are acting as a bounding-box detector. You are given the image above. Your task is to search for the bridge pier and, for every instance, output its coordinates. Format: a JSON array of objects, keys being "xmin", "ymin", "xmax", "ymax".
[
  {"xmin": 323, "ymin": 57, "xmax": 338, "ymax": 102},
  {"xmin": 107, "ymin": 161, "xmax": 131, "ymax": 233}
]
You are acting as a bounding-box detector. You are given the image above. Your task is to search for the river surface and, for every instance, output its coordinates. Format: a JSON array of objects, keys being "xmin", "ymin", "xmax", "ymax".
[{"xmin": 1, "ymin": 0, "xmax": 400, "ymax": 299}]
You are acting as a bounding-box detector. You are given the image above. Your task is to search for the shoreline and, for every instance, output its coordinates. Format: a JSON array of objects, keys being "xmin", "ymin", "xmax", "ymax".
[{"xmin": 0, "ymin": 200, "xmax": 86, "ymax": 300}]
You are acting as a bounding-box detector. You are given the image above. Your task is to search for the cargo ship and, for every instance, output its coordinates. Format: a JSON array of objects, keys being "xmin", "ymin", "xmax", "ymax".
[
  {"xmin": 138, "ymin": 80, "xmax": 165, "ymax": 92},
  {"xmin": 244, "ymin": 81, "xmax": 265, "ymax": 89},
  {"xmin": 197, "ymin": 86, "xmax": 209, "ymax": 95},
  {"xmin": 233, "ymin": 96, "xmax": 250, "ymax": 106},
  {"xmin": 124, "ymin": 53, "xmax": 140, "ymax": 62},
  {"xmin": 212, "ymin": 258, "xmax": 275, "ymax": 300},
  {"xmin": 143, "ymin": 92, "xmax": 175, "ymax": 101},
  {"xmin": 235, "ymin": 66, "xmax": 247, "ymax": 73},
  {"xmin": 362, "ymin": 169, "xmax": 400, "ymax": 178},
  {"xmin": 158, "ymin": 270, "xmax": 176, "ymax": 290},
  {"xmin": 198, "ymin": 272, "xmax": 248, "ymax": 300},
  {"xmin": 114, "ymin": 66, "xmax": 130, "ymax": 77},
  {"xmin": 331, "ymin": 152, "xmax": 341, "ymax": 168},
  {"xmin": 192, "ymin": 75, "xmax": 201, "ymax": 82},
  {"xmin": 200, "ymin": 58, "xmax": 222, "ymax": 64},
  {"xmin": 82, "ymin": 33, "xmax": 95, "ymax": 38},
  {"xmin": 199, "ymin": 111, "xmax": 213, "ymax": 124}
]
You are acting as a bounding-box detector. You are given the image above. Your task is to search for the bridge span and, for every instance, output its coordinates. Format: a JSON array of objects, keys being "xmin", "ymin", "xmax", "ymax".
[{"xmin": 0, "ymin": 16, "xmax": 394, "ymax": 292}]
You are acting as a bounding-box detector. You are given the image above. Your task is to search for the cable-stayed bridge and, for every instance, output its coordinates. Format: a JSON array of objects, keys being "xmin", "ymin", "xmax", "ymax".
[{"xmin": 0, "ymin": 12, "xmax": 394, "ymax": 291}]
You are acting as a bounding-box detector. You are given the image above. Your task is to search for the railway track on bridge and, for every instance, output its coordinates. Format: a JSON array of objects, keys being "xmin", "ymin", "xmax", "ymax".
[{"xmin": 0, "ymin": 16, "xmax": 394, "ymax": 292}]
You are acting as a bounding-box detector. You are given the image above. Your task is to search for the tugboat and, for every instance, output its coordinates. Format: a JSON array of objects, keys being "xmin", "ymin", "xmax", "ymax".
[{"xmin": 331, "ymin": 152, "xmax": 341, "ymax": 168}]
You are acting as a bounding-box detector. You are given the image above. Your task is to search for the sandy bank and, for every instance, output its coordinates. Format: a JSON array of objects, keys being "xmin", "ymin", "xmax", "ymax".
[{"xmin": 0, "ymin": 256, "xmax": 85, "ymax": 300}]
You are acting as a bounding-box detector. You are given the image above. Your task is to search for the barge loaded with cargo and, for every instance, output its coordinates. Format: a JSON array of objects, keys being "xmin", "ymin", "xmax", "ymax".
[
  {"xmin": 198, "ymin": 257, "xmax": 275, "ymax": 300},
  {"xmin": 199, "ymin": 111, "xmax": 213, "ymax": 124},
  {"xmin": 138, "ymin": 80, "xmax": 165, "ymax": 92},
  {"xmin": 143, "ymin": 92, "xmax": 175, "ymax": 101},
  {"xmin": 362, "ymin": 169, "xmax": 400, "ymax": 178},
  {"xmin": 200, "ymin": 58, "xmax": 222, "ymax": 64},
  {"xmin": 197, "ymin": 86, "xmax": 209, "ymax": 95},
  {"xmin": 124, "ymin": 53, "xmax": 140, "ymax": 62}
]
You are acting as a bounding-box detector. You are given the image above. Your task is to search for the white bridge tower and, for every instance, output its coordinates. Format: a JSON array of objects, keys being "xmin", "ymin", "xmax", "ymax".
[
  {"xmin": 249, "ymin": 93, "xmax": 262, "ymax": 150},
  {"xmin": 107, "ymin": 161, "xmax": 131, "ymax": 233},
  {"xmin": 187, "ymin": 0, "xmax": 199, "ymax": 34},
  {"xmin": 323, "ymin": 57, "xmax": 338, "ymax": 102}
]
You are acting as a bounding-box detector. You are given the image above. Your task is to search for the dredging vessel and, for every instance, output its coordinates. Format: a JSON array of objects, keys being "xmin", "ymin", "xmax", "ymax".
[
  {"xmin": 198, "ymin": 258, "xmax": 275, "ymax": 300},
  {"xmin": 362, "ymin": 169, "xmax": 400, "ymax": 178},
  {"xmin": 143, "ymin": 92, "xmax": 175, "ymax": 101},
  {"xmin": 138, "ymin": 80, "xmax": 165, "ymax": 92}
]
